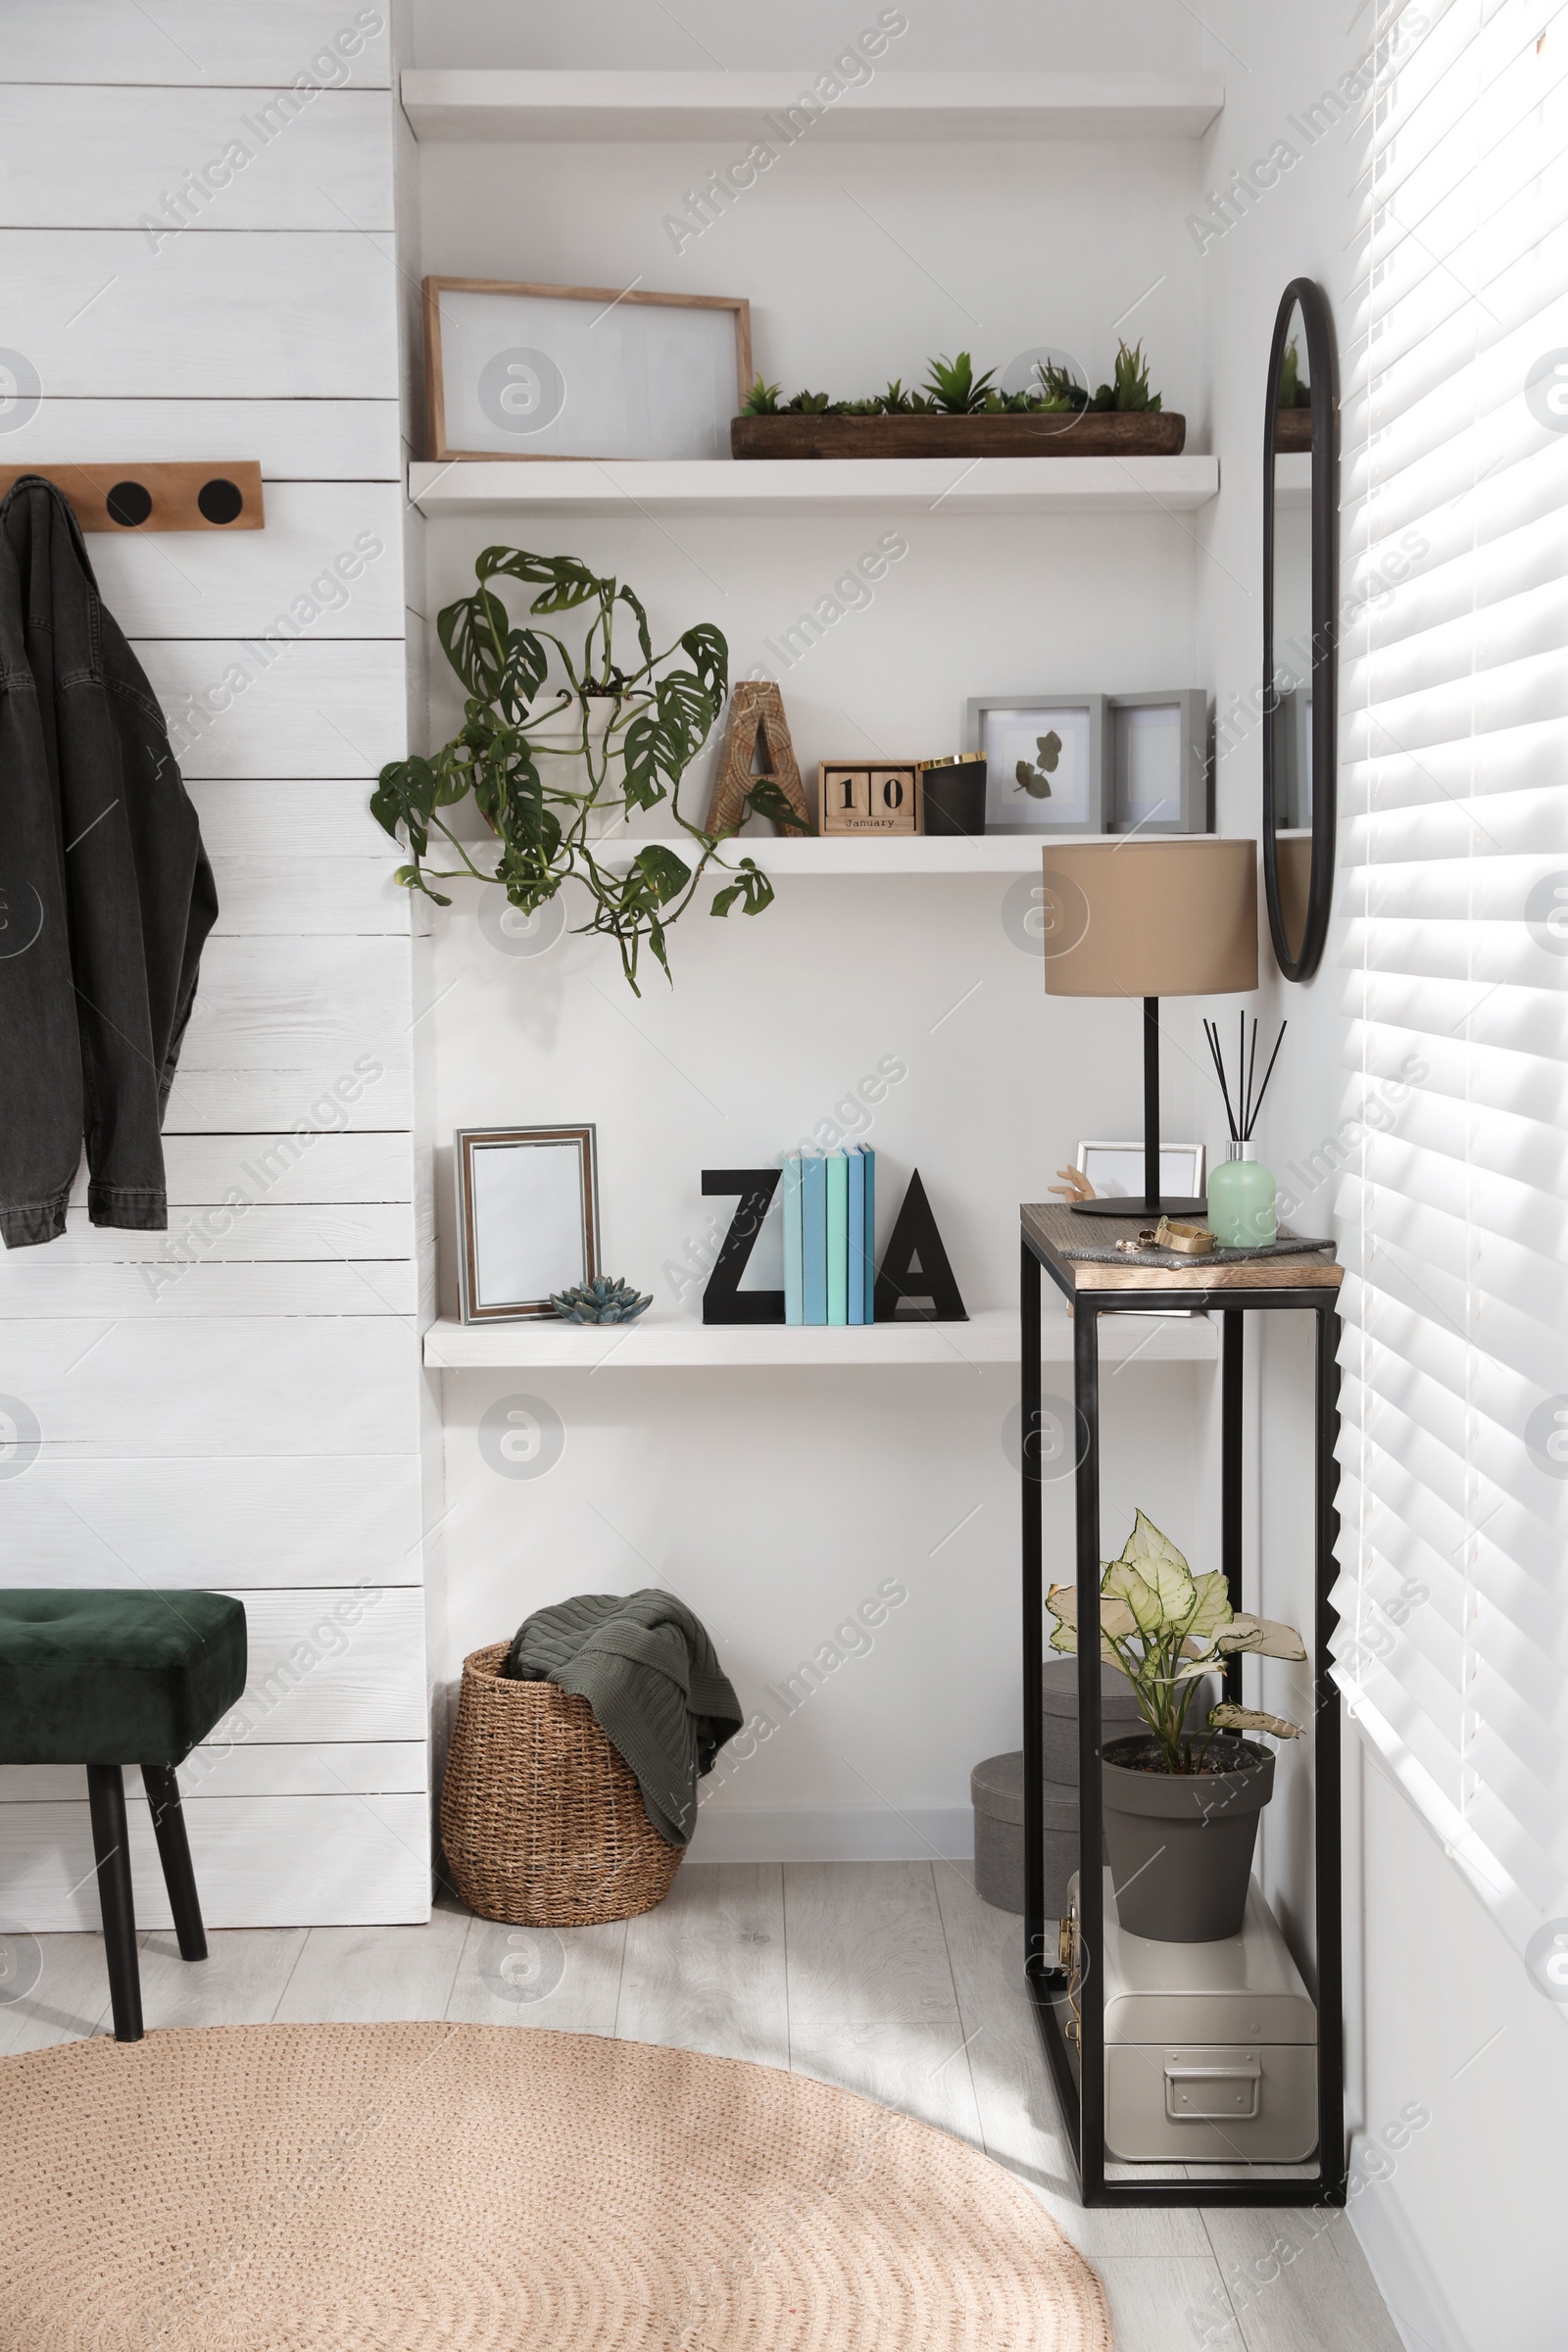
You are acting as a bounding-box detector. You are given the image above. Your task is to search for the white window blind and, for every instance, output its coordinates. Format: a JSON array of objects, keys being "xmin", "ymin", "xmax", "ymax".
[{"xmin": 1336, "ymin": 0, "xmax": 1568, "ymax": 1959}]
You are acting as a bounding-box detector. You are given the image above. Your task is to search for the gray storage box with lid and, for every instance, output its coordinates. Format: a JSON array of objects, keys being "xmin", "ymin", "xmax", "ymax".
[{"xmin": 1060, "ymin": 1869, "xmax": 1318, "ymax": 2163}]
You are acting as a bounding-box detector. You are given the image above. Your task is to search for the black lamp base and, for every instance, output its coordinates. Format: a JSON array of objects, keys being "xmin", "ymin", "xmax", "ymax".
[{"xmin": 1069, "ymin": 1195, "xmax": 1209, "ymax": 1220}]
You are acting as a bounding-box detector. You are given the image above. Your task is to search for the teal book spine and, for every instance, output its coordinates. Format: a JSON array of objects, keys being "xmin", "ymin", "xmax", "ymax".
[
  {"xmin": 782, "ymin": 1155, "xmax": 805, "ymax": 1325},
  {"xmin": 847, "ymin": 1148, "xmax": 865, "ymax": 1325},
  {"xmin": 826, "ymin": 1152, "xmax": 849, "ymax": 1325},
  {"xmin": 860, "ymin": 1147, "xmax": 876, "ymax": 1322},
  {"xmin": 802, "ymin": 1152, "xmax": 827, "ymax": 1324}
]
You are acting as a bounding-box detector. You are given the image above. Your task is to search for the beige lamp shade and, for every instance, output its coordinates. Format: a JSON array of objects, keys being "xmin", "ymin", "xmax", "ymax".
[{"xmin": 1040, "ymin": 838, "xmax": 1258, "ymax": 998}]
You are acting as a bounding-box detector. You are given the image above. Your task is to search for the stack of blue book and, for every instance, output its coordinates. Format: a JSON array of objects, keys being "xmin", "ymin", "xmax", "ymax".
[{"xmin": 780, "ymin": 1148, "xmax": 876, "ymax": 1325}]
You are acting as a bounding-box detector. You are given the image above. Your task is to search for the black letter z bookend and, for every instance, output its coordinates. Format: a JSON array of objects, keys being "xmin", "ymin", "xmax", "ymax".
[
  {"xmin": 873, "ymin": 1170, "xmax": 967, "ymax": 1323},
  {"xmin": 701, "ymin": 1169, "xmax": 785, "ymax": 1324}
]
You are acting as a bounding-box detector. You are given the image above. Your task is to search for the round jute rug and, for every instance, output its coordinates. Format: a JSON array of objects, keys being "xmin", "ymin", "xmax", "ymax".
[{"xmin": 0, "ymin": 2022, "xmax": 1108, "ymax": 2351}]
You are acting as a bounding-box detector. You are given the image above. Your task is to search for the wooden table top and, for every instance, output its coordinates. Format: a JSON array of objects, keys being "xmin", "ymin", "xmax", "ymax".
[{"xmin": 1020, "ymin": 1201, "xmax": 1344, "ymax": 1295}]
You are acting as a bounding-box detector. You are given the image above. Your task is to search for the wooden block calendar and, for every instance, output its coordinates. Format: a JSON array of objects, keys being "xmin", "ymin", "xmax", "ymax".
[{"xmin": 817, "ymin": 761, "xmax": 922, "ymax": 837}]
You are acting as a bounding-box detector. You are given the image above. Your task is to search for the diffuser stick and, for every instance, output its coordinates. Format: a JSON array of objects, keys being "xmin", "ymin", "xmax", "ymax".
[
  {"xmin": 1247, "ymin": 1020, "xmax": 1288, "ymax": 1141},
  {"xmin": 1204, "ymin": 1019, "xmax": 1240, "ymax": 1142},
  {"xmin": 1244, "ymin": 1016, "xmax": 1258, "ymax": 1141}
]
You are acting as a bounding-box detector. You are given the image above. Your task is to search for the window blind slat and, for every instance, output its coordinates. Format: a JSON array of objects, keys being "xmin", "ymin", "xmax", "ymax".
[
  {"xmin": 1344, "ymin": 1015, "xmax": 1568, "ymax": 1136},
  {"xmin": 1335, "ymin": 1465, "xmax": 1568, "ymax": 1693}
]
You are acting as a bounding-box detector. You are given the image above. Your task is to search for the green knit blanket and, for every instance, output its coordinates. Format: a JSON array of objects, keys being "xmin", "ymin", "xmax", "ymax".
[{"xmin": 504, "ymin": 1590, "xmax": 742, "ymax": 1846}]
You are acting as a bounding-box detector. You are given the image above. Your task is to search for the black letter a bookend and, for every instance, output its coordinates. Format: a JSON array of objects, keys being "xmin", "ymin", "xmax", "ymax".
[{"xmin": 873, "ymin": 1170, "xmax": 967, "ymax": 1323}]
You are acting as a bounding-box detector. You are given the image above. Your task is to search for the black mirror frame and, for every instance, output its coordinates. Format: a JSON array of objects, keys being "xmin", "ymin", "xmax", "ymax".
[{"xmin": 1262, "ymin": 276, "xmax": 1339, "ymax": 983}]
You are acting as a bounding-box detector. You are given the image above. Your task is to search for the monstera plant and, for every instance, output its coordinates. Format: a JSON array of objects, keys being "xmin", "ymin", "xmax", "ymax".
[
  {"xmin": 371, "ymin": 548, "xmax": 801, "ymax": 992},
  {"xmin": 1047, "ymin": 1509, "xmax": 1305, "ymax": 1775}
]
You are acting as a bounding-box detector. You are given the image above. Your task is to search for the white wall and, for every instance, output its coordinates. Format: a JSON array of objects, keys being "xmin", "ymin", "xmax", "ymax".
[
  {"xmin": 410, "ymin": 14, "xmax": 1254, "ymax": 1855},
  {"xmin": 0, "ymin": 2, "xmax": 431, "ymax": 1927},
  {"xmin": 1196, "ymin": 6, "xmax": 1568, "ymax": 2345}
]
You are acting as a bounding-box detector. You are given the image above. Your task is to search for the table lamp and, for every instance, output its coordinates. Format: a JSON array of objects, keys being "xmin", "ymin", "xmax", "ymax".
[{"xmin": 1041, "ymin": 838, "xmax": 1258, "ymax": 1217}]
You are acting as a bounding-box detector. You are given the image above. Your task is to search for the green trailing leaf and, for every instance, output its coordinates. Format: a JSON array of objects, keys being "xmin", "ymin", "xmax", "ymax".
[
  {"xmin": 710, "ymin": 857, "xmax": 776, "ymax": 918},
  {"xmin": 1209, "ymin": 1703, "xmax": 1303, "ymax": 1740},
  {"xmin": 744, "ymin": 777, "xmax": 811, "ymax": 834},
  {"xmin": 477, "ymin": 546, "xmax": 600, "ymax": 612},
  {"xmin": 616, "ymin": 582, "xmax": 654, "ymax": 670},
  {"xmin": 438, "ymin": 588, "xmax": 513, "ymax": 700},
  {"xmin": 678, "ymin": 623, "xmax": 728, "ymax": 704},
  {"xmin": 632, "ymin": 843, "xmax": 692, "ymax": 905}
]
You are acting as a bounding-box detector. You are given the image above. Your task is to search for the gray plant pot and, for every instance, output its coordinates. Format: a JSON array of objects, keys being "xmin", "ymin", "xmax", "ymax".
[{"xmin": 1102, "ymin": 1734, "xmax": 1275, "ymax": 1942}]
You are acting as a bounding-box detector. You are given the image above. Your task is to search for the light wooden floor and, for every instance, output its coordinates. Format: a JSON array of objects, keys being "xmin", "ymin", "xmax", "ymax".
[{"xmin": 1, "ymin": 1861, "xmax": 1401, "ymax": 2352}]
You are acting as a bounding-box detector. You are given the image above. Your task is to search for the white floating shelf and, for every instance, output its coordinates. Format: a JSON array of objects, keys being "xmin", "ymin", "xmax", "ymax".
[
  {"xmin": 588, "ymin": 834, "xmax": 1073, "ymax": 875},
  {"xmin": 423, "ymin": 1306, "xmax": 1216, "ymax": 1371},
  {"xmin": 400, "ymin": 71, "xmax": 1225, "ymax": 145},
  {"xmin": 410, "ymin": 456, "xmax": 1219, "ymax": 519}
]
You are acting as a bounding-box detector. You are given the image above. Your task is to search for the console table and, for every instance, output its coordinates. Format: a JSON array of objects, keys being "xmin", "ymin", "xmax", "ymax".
[{"xmin": 1018, "ymin": 1200, "xmax": 1347, "ymax": 2209}]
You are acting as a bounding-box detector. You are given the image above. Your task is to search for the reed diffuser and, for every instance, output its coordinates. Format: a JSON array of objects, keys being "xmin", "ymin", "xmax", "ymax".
[{"xmin": 1204, "ymin": 1013, "xmax": 1286, "ymax": 1247}]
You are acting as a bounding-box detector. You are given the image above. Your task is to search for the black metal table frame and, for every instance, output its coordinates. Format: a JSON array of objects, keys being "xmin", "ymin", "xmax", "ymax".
[{"xmin": 1020, "ymin": 1232, "xmax": 1348, "ymax": 2208}]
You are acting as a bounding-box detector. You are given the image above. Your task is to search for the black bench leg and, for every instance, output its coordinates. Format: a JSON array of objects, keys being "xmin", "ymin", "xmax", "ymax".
[
  {"xmin": 142, "ymin": 1764, "xmax": 207, "ymax": 1963},
  {"xmin": 85, "ymin": 1765, "xmax": 143, "ymax": 2042}
]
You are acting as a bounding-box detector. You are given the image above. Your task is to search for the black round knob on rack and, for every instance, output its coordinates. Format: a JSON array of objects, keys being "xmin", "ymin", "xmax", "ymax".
[
  {"xmin": 106, "ymin": 480, "xmax": 152, "ymax": 527},
  {"xmin": 197, "ymin": 476, "xmax": 244, "ymax": 524}
]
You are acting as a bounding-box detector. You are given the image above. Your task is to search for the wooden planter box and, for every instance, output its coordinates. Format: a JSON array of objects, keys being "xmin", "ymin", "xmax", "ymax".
[
  {"xmin": 730, "ymin": 412, "xmax": 1187, "ymax": 460},
  {"xmin": 1272, "ymin": 409, "xmax": 1313, "ymax": 452}
]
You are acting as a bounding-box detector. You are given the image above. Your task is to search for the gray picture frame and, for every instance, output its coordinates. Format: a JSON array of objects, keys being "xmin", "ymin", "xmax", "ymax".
[
  {"xmin": 965, "ymin": 694, "xmax": 1109, "ymax": 834},
  {"xmin": 1106, "ymin": 688, "xmax": 1210, "ymax": 835}
]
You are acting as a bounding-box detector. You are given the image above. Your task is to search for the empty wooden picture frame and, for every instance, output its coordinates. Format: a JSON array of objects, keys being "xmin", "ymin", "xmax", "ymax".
[
  {"xmin": 423, "ymin": 277, "xmax": 753, "ymax": 462},
  {"xmin": 1108, "ymin": 689, "xmax": 1210, "ymax": 834},
  {"xmin": 966, "ymin": 696, "xmax": 1108, "ymax": 833},
  {"xmin": 456, "ymin": 1125, "xmax": 600, "ymax": 1322}
]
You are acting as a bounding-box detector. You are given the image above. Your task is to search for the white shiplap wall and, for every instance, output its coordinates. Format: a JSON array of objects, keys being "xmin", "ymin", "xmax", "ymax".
[{"xmin": 0, "ymin": 2, "xmax": 431, "ymax": 1927}]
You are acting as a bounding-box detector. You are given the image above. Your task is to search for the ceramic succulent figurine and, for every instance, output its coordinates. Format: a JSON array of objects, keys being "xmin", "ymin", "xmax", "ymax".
[{"xmin": 549, "ymin": 1276, "xmax": 653, "ymax": 1324}]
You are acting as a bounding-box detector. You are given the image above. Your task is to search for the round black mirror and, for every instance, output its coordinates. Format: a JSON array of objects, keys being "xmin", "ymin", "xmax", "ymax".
[{"xmin": 1262, "ymin": 278, "xmax": 1337, "ymax": 981}]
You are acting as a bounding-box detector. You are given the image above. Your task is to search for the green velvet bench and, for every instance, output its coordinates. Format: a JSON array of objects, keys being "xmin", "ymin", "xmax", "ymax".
[{"xmin": 0, "ymin": 1590, "xmax": 247, "ymax": 2041}]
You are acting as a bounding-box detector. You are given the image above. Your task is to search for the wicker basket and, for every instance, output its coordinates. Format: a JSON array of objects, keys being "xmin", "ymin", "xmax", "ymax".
[{"xmin": 440, "ymin": 1642, "xmax": 684, "ymax": 1927}]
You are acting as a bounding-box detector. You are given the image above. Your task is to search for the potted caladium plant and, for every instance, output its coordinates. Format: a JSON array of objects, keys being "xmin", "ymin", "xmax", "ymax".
[{"xmin": 1047, "ymin": 1509, "xmax": 1307, "ymax": 1941}]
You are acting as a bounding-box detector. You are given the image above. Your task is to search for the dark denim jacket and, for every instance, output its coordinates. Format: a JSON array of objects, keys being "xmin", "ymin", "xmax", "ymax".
[{"xmin": 0, "ymin": 475, "xmax": 217, "ymax": 1247}]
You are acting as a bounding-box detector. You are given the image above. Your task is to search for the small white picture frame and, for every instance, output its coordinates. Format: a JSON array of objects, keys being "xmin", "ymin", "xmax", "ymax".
[
  {"xmin": 456, "ymin": 1125, "xmax": 600, "ymax": 1323},
  {"xmin": 423, "ymin": 277, "xmax": 753, "ymax": 463},
  {"xmin": 1076, "ymin": 1140, "xmax": 1206, "ymax": 1201},
  {"xmin": 967, "ymin": 695, "xmax": 1108, "ymax": 833}
]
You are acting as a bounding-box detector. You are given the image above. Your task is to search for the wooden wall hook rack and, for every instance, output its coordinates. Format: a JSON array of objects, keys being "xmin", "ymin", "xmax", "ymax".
[{"xmin": 0, "ymin": 462, "xmax": 265, "ymax": 533}]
